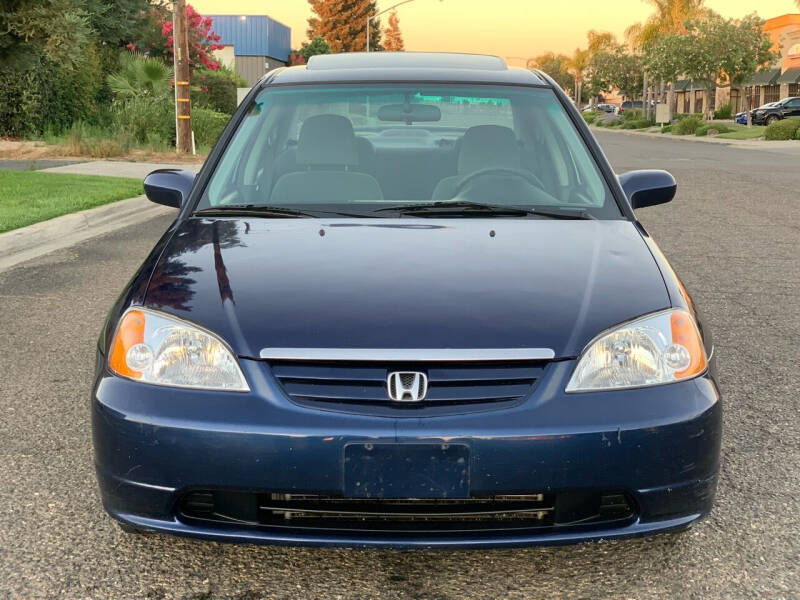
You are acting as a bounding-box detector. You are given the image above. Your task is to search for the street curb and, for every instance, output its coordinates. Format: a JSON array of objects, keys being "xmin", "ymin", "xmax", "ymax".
[
  {"xmin": 0, "ymin": 195, "xmax": 173, "ymax": 273},
  {"xmin": 591, "ymin": 125, "xmax": 800, "ymax": 149},
  {"xmin": 592, "ymin": 126, "xmax": 740, "ymax": 145}
]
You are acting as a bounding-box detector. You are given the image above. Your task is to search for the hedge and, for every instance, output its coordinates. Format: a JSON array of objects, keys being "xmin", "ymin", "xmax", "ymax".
[
  {"xmin": 621, "ymin": 118, "xmax": 652, "ymax": 129},
  {"xmin": 764, "ymin": 118, "xmax": 800, "ymax": 141},
  {"xmin": 193, "ymin": 67, "xmax": 248, "ymax": 115},
  {"xmin": 192, "ymin": 108, "xmax": 230, "ymax": 147},
  {"xmin": 0, "ymin": 48, "xmax": 104, "ymax": 137}
]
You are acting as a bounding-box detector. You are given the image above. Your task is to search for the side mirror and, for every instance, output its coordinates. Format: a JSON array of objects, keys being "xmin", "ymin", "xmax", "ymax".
[
  {"xmin": 618, "ymin": 170, "xmax": 676, "ymax": 209},
  {"xmin": 143, "ymin": 169, "xmax": 195, "ymax": 208}
]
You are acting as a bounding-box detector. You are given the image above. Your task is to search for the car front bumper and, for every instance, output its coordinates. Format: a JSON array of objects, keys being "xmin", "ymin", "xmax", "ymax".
[{"xmin": 92, "ymin": 357, "xmax": 721, "ymax": 549}]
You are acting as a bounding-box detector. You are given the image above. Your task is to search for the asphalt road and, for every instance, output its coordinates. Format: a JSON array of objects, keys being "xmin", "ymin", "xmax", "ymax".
[{"xmin": 1, "ymin": 131, "xmax": 798, "ymax": 599}]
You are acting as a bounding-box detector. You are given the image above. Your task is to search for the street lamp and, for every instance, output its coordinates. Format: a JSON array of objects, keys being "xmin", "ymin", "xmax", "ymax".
[{"xmin": 366, "ymin": 0, "xmax": 442, "ymax": 52}]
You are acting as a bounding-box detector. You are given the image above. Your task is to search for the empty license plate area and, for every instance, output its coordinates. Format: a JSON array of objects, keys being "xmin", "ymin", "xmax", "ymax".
[{"xmin": 344, "ymin": 443, "xmax": 470, "ymax": 499}]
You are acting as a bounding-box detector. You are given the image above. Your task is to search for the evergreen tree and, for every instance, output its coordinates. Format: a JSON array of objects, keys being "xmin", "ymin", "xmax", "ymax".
[
  {"xmin": 383, "ymin": 11, "xmax": 404, "ymax": 51},
  {"xmin": 300, "ymin": 36, "xmax": 333, "ymax": 61},
  {"xmin": 307, "ymin": 0, "xmax": 382, "ymax": 52}
]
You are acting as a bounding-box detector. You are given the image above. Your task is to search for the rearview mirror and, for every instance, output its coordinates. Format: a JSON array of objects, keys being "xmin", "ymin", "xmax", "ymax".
[
  {"xmin": 617, "ymin": 170, "xmax": 676, "ymax": 209},
  {"xmin": 377, "ymin": 103, "xmax": 441, "ymax": 124},
  {"xmin": 143, "ymin": 169, "xmax": 195, "ymax": 208}
]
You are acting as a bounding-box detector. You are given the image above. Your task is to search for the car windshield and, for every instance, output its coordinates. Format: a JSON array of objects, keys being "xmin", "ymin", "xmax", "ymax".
[{"xmin": 198, "ymin": 84, "xmax": 620, "ymax": 218}]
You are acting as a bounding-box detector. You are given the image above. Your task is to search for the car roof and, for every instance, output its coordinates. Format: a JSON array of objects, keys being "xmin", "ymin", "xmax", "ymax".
[{"xmin": 266, "ymin": 52, "xmax": 550, "ymax": 86}]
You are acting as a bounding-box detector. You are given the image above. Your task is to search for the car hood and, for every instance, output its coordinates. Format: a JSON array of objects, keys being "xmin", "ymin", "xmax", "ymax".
[{"xmin": 144, "ymin": 217, "xmax": 670, "ymax": 359}]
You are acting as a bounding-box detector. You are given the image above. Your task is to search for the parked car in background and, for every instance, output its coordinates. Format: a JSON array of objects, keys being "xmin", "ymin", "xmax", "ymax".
[
  {"xmin": 750, "ymin": 97, "xmax": 800, "ymax": 125},
  {"xmin": 93, "ymin": 52, "xmax": 721, "ymax": 549},
  {"xmin": 619, "ymin": 100, "xmax": 643, "ymax": 113},
  {"xmin": 595, "ymin": 103, "xmax": 618, "ymax": 114},
  {"xmin": 737, "ymin": 102, "xmax": 776, "ymax": 125}
]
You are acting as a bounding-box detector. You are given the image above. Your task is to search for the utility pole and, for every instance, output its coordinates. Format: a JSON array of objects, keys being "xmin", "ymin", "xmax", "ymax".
[{"xmin": 173, "ymin": 0, "xmax": 193, "ymax": 153}]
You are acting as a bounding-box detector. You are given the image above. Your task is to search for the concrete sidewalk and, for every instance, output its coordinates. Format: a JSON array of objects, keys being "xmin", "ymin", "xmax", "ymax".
[{"xmin": 40, "ymin": 160, "xmax": 202, "ymax": 179}]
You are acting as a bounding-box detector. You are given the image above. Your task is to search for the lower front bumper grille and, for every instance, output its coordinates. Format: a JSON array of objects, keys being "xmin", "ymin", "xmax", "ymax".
[{"xmin": 179, "ymin": 490, "xmax": 635, "ymax": 534}]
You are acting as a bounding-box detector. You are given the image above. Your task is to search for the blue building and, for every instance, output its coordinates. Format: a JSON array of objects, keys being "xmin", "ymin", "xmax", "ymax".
[{"xmin": 209, "ymin": 15, "xmax": 291, "ymax": 86}]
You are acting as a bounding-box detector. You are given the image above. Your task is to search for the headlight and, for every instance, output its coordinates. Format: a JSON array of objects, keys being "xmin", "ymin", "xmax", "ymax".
[
  {"xmin": 108, "ymin": 308, "xmax": 249, "ymax": 391},
  {"xmin": 566, "ymin": 309, "xmax": 707, "ymax": 393}
]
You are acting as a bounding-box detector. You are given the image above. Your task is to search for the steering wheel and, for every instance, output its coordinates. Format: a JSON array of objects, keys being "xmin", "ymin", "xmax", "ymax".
[{"xmin": 454, "ymin": 167, "xmax": 546, "ymax": 196}]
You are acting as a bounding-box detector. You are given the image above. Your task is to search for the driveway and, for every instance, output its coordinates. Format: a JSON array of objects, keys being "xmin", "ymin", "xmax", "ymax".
[{"xmin": 0, "ymin": 130, "xmax": 797, "ymax": 599}]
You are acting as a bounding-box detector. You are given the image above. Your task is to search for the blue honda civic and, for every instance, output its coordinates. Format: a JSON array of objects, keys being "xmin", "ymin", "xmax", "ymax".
[{"xmin": 92, "ymin": 53, "xmax": 721, "ymax": 548}]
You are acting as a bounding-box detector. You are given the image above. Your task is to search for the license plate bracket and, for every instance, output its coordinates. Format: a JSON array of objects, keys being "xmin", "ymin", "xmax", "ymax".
[{"xmin": 344, "ymin": 443, "xmax": 470, "ymax": 499}]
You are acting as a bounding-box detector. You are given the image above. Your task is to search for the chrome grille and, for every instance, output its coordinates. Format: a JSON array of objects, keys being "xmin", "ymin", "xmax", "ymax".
[{"xmin": 267, "ymin": 360, "xmax": 547, "ymax": 410}]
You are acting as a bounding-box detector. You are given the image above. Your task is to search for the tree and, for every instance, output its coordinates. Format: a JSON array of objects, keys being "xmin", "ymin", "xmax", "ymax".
[
  {"xmin": 107, "ymin": 51, "xmax": 173, "ymax": 101},
  {"xmin": 299, "ymin": 36, "xmax": 333, "ymax": 61},
  {"xmin": 642, "ymin": 35, "xmax": 685, "ymax": 85},
  {"xmin": 383, "ymin": 11, "xmax": 404, "ymax": 51},
  {"xmin": 84, "ymin": 0, "xmax": 159, "ymax": 47},
  {"xmin": 133, "ymin": 3, "xmax": 223, "ymax": 71},
  {"xmin": 567, "ymin": 48, "xmax": 591, "ymax": 104},
  {"xmin": 588, "ymin": 49, "xmax": 644, "ymax": 101},
  {"xmin": 643, "ymin": 12, "xmax": 776, "ymax": 118},
  {"xmin": 626, "ymin": 0, "xmax": 710, "ymax": 51},
  {"xmin": 307, "ymin": 0, "xmax": 382, "ymax": 52},
  {"xmin": 529, "ymin": 52, "xmax": 573, "ymax": 92},
  {"xmin": 586, "ymin": 30, "xmax": 617, "ymax": 55},
  {"xmin": 0, "ymin": 0, "xmax": 93, "ymax": 69}
]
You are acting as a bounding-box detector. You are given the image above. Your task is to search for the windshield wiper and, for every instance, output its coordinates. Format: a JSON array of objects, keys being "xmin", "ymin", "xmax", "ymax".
[
  {"xmin": 374, "ymin": 201, "xmax": 596, "ymax": 219},
  {"xmin": 194, "ymin": 205, "xmax": 373, "ymax": 219}
]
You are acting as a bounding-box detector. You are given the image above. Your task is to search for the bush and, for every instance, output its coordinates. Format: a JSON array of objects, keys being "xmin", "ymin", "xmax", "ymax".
[
  {"xmin": 661, "ymin": 125, "xmax": 672, "ymax": 133},
  {"xmin": 0, "ymin": 48, "xmax": 104, "ymax": 137},
  {"xmin": 621, "ymin": 118, "xmax": 652, "ymax": 129},
  {"xmin": 696, "ymin": 123, "xmax": 731, "ymax": 137},
  {"xmin": 111, "ymin": 97, "xmax": 174, "ymax": 145},
  {"xmin": 620, "ymin": 108, "xmax": 644, "ymax": 122},
  {"xmin": 193, "ymin": 67, "xmax": 248, "ymax": 115},
  {"xmin": 713, "ymin": 104, "xmax": 733, "ymax": 120},
  {"xmin": 582, "ymin": 112, "xmax": 597, "ymax": 124},
  {"xmin": 795, "ymin": 127, "xmax": 800, "ymax": 140},
  {"xmin": 764, "ymin": 118, "xmax": 800, "ymax": 141},
  {"xmin": 673, "ymin": 115, "xmax": 703, "ymax": 135},
  {"xmin": 192, "ymin": 107, "xmax": 230, "ymax": 147}
]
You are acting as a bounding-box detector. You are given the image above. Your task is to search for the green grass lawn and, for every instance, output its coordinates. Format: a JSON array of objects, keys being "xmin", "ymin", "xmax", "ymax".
[
  {"xmin": 715, "ymin": 125, "xmax": 767, "ymax": 140},
  {"xmin": 0, "ymin": 171, "xmax": 143, "ymax": 234}
]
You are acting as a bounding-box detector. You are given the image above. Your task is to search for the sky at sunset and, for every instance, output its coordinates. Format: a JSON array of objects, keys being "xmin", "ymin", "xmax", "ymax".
[{"xmin": 191, "ymin": 0, "xmax": 797, "ymax": 65}]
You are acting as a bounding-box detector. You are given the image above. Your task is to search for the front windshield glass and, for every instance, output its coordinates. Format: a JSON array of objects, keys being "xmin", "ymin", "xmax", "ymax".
[{"xmin": 198, "ymin": 84, "xmax": 620, "ymax": 218}]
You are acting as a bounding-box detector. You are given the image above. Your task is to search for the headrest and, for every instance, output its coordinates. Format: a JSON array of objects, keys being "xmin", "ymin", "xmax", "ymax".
[
  {"xmin": 297, "ymin": 114, "xmax": 359, "ymax": 167},
  {"xmin": 457, "ymin": 125, "xmax": 521, "ymax": 174}
]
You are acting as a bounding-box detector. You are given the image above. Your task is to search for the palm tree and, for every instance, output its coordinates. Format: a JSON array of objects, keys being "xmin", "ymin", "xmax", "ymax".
[
  {"xmin": 625, "ymin": 0, "xmax": 709, "ymax": 51},
  {"xmin": 107, "ymin": 52, "xmax": 173, "ymax": 102},
  {"xmin": 567, "ymin": 48, "xmax": 591, "ymax": 105},
  {"xmin": 587, "ymin": 30, "xmax": 618, "ymax": 55}
]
